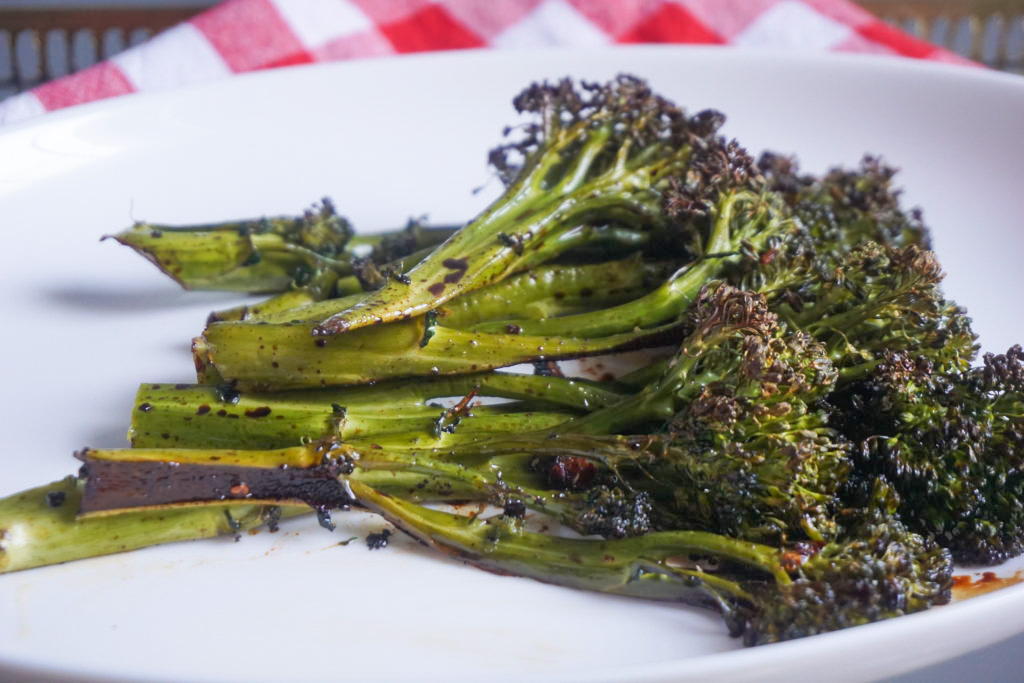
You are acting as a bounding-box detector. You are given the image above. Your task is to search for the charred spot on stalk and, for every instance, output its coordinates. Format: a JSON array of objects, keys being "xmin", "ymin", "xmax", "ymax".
[
  {"xmin": 315, "ymin": 507, "xmax": 336, "ymax": 532},
  {"xmin": 327, "ymin": 403, "xmax": 348, "ymax": 436},
  {"xmin": 498, "ymin": 232, "xmax": 525, "ymax": 255},
  {"xmin": 502, "ymin": 499, "xmax": 527, "ymax": 519},
  {"xmin": 262, "ymin": 506, "xmax": 282, "ymax": 533},
  {"xmin": 420, "ymin": 311, "xmax": 439, "ymax": 348},
  {"xmin": 532, "ymin": 360, "xmax": 564, "ymax": 377},
  {"xmin": 571, "ymin": 486, "xmax": 653, "ymax": 538},
  {"xmin": 432, "ymin": 387, "xmax": 479, "ymax": 437},
  {"xmin": 224, "ymin": 509, "xmax": 242, "ymax": 541},
  {"xmin": 540, "ymin": 455, "xmax": 597, "ymax": 491},
  {"xmin": 215, "ymin": 383, "xmax": 241, "ymax": 405},
  {"xmin": 366, "ymin": 529, "xmax": 392, "ymax": 550},
  {"xmin": 441, "ymin": 258, "xmax": 468, "ymax": 284}
]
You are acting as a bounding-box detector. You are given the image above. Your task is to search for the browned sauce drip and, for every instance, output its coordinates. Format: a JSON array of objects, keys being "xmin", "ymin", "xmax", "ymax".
[{"xmin": 952, "ymin": 570, "xmax": 1024, "ymax": 600}]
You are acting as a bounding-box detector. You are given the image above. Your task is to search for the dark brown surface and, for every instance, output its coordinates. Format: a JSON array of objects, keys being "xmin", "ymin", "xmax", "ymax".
[{"xmin": 79, "ymin": 455, "xmax": 351, "ymax": 514}]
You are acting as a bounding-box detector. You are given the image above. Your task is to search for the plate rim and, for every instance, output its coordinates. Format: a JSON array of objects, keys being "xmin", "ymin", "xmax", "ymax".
[
  {"xmin": 2, "ymin": 44, "xmax": 1023, "ymax": 139},
  {"xmin": 2, "ymin": 45, "xmax": 1023, "ymax": 683}
]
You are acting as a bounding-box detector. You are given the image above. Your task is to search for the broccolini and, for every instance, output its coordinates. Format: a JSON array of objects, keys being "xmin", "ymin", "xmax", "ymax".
[{"xmin": 2, "ymin": 74, "xmax": 1021, "ymax": 655}]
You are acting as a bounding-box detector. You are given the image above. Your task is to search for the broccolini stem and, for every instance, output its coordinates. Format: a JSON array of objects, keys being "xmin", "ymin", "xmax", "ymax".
[
  {"xmin": 0, "ymin": 466, "xmax": 496, "ymax": 574},
  {"xmin": 71, "ymin": 442, "xmax": 790, "ymax": 592},
  {"xmin": 129, "ymin": 382, "xmax": 582, "ymax": 450},
  {"xmin": 310, "ymin": 81, "xmax": 699, "ymax": 338},
  {"xmin": 312, "ymin": 188, "xmax": 666, "ymax": 336},
  {"xmin": 207, "ymin": 269, "xmax": 342, "ymax": 323},
  {"xmin": 445, "ymin": 255, "xmax": 674, "ymax": 330},
  {"xmin": 470, "ymin": 192, "xmax": 787, "ymax": 338},
  {"xmin": 109, "ymin": 207, "xmax": 457, "ymax": 294},
  {"xmin": 201, "ymin": 316, "xmax": 683, "ymax": 390},
  {"xmin": 0, "ymin": 477, "xmax": 307, "ymax": 573},
  {"xmin": 352, "ymin": 481, "xmax": 789, "ymax": 595},
  {"xmin": 241, "ymin": 250, "xmax": 662, "ymax": 327},
  {"xmin": 208, "ymin": 243, "xmax": 442, "ymax": 324}
]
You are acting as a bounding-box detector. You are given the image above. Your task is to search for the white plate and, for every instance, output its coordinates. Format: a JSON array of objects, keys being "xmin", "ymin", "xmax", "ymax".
[{"xmin": 1, "ymin": 47, "xmax": 1023, "ymax": 683}]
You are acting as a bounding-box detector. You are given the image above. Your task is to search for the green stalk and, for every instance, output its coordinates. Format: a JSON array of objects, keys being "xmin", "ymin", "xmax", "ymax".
[
  {"xmin": 64, "ymin": 444, "xmax": 789, "ymax": 592},
  {"xmin": 131, "ymin": 390, "xmax": 573, "ymax": 449},
  {"xmin": 130, "ymin": 373, "xmax": 624, "ymax": 449},
  {"xmin": 240, "ymin": 249, "xmax": 664, "ymax": 328},
  {"xmin": 109, "ymin": 208, "xmax": 457, "ymax": 294},
  {"xmin": 446, "ymin": 255, "xmax": 674, "ymax": 329},
  {"xmin": 208, "ymin": 270, "xmax": 342, "ymax": 323},
  {"xmin": 469, "ymin": 192, "xmax": 789, "ymax": 338},
  {"xmin": 200, "ymin": 316, "xmax": 682, "ymax": 390},
  {"xmin": 0, "ymin": 477, "xmax": 306, "ymax": 573},
  {"xmin": 549, "ymin": 338, "xmax": 719, "ymax": 436},
  {"xmin": 313, "ymin": 191, "xmax": 664, "ymax": 336},
  {"xmin": 311, "ymin": 111, "xmax": 692, "ymax": 336},
  {"xmin": 207, "ymin": 242, "xmax": 444, "ymax": 323},
  {"xmin": 0, "ymin": 467, "xmax": 492, "ymax": 574},
  {"xmin": 107, "ymin": 226, "xmax": 313, "ymax": 293},
  {"xmin": 353, "ymin": 481, "xmax": 789, "ymax": 597}
]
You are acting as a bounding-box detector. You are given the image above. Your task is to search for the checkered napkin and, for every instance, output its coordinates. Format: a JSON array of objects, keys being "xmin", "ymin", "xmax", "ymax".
[{"xmin": 0, "ymin": 0, "xmax": 970, "ymax": 124}]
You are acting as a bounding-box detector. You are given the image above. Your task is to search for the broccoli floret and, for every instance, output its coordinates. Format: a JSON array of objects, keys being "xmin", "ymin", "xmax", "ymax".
[
  {"xmin": 841, "ymin": 345, "xmax": 1024, "ymax": 564},
  {"xmin": 739, "ymin": 516, "xmax": 951, "ymax": 645}
]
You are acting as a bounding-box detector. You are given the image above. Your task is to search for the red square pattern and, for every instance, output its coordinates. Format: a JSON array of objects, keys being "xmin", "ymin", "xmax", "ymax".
[
  {"xmin": 565, "ymin": 0, "xmax": 663, "ymax": 37},
  {"xmin": 191, "ymin": 0, "xmax": 313, "ymax": 72},
  {"xmin": 617, "ymin": 3, "xmax": 723, "ymax": 44},
  {"xmin": 312, "ymin": 29, "xmax": 397, "ymax": 61},
  {"xmin": 33, "ymin": 62, "xmax": 135, "ymax": 111},
  {"xmin": 349, "ymin": 0, "xmax": 435, "ymax": 25},
  {"xmin": 856, "ymin": 19, "xmax": 938, "ymax": 59},
  {"xmin": 678, "ymin": 0, "xmax": 781, "ymax": 40},
  {"xmin": 376, "ymin": 4, "xmax": 486, "ymax": 53},
  {"xmin": 439, "ymin": 0, "xmax": 544, "ymax": 41}
]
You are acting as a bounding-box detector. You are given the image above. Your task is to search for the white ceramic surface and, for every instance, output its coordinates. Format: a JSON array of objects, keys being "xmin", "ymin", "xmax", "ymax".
[{"xmin": 1, "ymin": 47, "xmax": 1023, "ymax": 683}]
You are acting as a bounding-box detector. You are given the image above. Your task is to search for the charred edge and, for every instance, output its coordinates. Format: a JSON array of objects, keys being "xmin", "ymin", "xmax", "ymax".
[
  {"xmin": 215, "ymin": 383, "xmax": 241, "ymax": 405},
  {"xmin": 312, "ymin": 317, "xmax": 348, "ymax": 337},
  {"xmin": 420, "ymin": 311, "xmax": 439, "ymax": 348},
  {"xmin": 532, "ymin": 360, "xmax": 564, "ymax": 378},
  {"xmin": 79, "ymin": 458, "xmax": 352, "ymax": 514},
  {"xmin": 316, "ymin": 506, "xmax": 336, "ymax": 531},
  {"xmin": 432, "ymin": 387, "xmax": 479, "ymax": 437},
  {"xmin": 498, "ymin": 232, "xmax": 525, "ymax": 255},
  {"xmin": 441, "ymin": 257, "xmax": 469, "ymax": 285},
  {"xmin": 366, "ymin": 528, "xmax": 392, "ymax": 549}
]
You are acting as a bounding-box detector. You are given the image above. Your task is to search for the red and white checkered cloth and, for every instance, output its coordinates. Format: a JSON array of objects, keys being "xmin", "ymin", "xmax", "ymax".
[{"xmin": 0, "ymin": 0, "xmax": 971, "ymax": 124}]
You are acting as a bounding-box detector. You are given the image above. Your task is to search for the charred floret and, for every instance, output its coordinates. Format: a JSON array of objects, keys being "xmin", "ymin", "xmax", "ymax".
[
  {"xmin": 569, "ymin": 485, "xmax": 654, "ymax": 538},
  {"xmin": 841, "ymin": 346, "xmax": 1024, "ymax": 564},
  {"xmin": 737, "ymin": 508, "xmax": 952, "ymax": 645}
]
